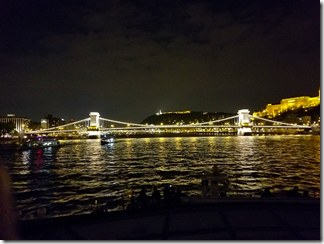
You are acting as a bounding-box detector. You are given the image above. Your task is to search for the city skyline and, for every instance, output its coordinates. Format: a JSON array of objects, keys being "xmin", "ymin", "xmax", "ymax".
[
  {"xmin": 0, "ymin": 88, "xmax": 320, "ymax": 123},
  {"xmin": 1, "ymin": 0, "xmax": 320, "ymax": 122}
]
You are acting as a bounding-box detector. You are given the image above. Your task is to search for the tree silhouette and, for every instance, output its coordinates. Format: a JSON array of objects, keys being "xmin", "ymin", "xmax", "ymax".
[{"xmin": 0, "ymin": 122, "xmax": 16, "ymax": 137}]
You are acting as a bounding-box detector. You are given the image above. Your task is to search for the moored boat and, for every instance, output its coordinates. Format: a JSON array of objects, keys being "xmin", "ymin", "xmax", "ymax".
[{"xmin": 21, "ymin": 137, "xmax": 61, "ymax": 149}]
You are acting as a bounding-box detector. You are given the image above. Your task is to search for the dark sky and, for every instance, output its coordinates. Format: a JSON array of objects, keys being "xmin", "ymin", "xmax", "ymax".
[{"xmin": 1, "ymin": 0, "xmax": 320, "ymax": 123}]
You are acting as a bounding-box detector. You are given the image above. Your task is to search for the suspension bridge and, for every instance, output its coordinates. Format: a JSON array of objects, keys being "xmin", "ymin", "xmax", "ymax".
[{"xmin": 25, "ymin": 109, "xmax": 312, "ymax": 138}]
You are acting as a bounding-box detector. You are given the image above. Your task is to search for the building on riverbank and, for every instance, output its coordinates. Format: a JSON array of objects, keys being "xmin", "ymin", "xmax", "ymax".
[
  {"xmin": 0, "ymin": 114, "xmax": 30, "ymax": 133},
  {"xmin": 41, "ymin": 114, "xmax": 65, "ymax": 129}
]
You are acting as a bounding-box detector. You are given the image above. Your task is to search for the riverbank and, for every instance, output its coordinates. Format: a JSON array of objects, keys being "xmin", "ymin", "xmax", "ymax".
[
  {"xmin": 109, "ymin": 130, "xmax": 314, "ymax": 138},
  {"xmin": 1, "ymin": 130, "xmax": 316, "ymax": 141},
  {"xmin": 18, "ymin": 197, "xmax": 320, "ymax": 240},
  {"xmin": 34, "ymin": 131, "xmax": 318, "ymax": 140}
]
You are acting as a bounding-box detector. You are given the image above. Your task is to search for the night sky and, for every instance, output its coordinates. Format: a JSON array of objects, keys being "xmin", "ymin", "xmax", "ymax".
[{"xmin": 1, "ymin": 0, "xmax": 320, "ymax": 123}]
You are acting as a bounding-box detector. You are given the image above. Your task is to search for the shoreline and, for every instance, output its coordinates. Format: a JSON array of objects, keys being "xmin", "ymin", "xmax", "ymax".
[
  {"xmin": 17, "ymin": 197, "xmax": 320, "ymax": 240},
  {"xmin": 1, "ymin": 131, "xmax": 316, "ymax": 141}
]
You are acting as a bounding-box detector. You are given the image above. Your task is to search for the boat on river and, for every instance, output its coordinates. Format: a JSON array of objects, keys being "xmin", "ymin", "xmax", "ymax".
[
  {"xmin": 21, "ymin": 137, "xmax": 61, "ymax": 149},
  {"xmin": 101, "ymin": 136, "xmax": 115, "ymax": 145},
  {"xmin": 311, "ymin": 124, "xmax": 320, "ymax": 135}
]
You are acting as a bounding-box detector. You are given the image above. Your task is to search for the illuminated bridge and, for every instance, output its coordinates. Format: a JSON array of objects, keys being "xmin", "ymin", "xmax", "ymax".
[{"xmin": 25, "ymin": 109, "xmax": 312, "ymax": 137}]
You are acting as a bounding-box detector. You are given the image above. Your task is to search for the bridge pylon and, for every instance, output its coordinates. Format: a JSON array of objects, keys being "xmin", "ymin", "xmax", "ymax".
[
  {"xmin": 89, "ymin": 112, "xmax": 100, "ymax": 130},
  {"xmin": 237, "ymin": 109, "xmax": 252, "ymax": 136}
]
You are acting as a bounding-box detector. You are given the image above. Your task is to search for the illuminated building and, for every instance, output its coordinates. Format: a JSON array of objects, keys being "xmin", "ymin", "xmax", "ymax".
[
  {"xmin": 41, "ymin": 119, "xmax": 49, "ymax": 129},
  {"xmin": 0, "ymin": 114, "xmax": 30, "ymax": 132},
  {"xmin": 253, "ymin": 90, "xmax": 320, "ymax": 118},
  {"xmin": 156, "ymin": 110, "xmax": 191, "ymax": 115},
  {"xmin": 41, "ymin": 114, "xmax": 65, "ymax": 129}
]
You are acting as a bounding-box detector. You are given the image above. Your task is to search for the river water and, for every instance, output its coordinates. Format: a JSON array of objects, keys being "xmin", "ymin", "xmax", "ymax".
[{"xmin": 0, "ymin": 135, "xmax": 320, "ymax": 218}]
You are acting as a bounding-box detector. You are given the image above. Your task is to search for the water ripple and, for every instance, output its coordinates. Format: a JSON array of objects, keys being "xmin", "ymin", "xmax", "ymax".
[{"xmin": 0, "ymin": 135, "xmax": 320, "ymax": 217}]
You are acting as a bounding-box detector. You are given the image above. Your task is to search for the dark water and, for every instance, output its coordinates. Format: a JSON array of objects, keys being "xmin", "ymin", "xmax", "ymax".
[{"xmin": 0, "ymin": 135, "xmax": 320, "ymax": 218}]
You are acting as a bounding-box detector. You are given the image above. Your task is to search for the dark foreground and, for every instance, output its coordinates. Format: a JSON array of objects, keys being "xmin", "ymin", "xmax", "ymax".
[{"xmin": 18, "ymin": 197, "xmax": 320, "ymax": 240}]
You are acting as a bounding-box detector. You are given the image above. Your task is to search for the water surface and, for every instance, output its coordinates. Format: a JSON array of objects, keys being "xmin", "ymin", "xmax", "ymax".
[{"xmin": 0, "ymin": 135, "xmax": 320, "ymax": 218}]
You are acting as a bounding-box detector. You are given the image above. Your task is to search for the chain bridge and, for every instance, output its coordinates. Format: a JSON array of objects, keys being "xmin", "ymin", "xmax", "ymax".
[{"xmin": 25, "ymin": 109, "xmax": 312, "ymax": 137}]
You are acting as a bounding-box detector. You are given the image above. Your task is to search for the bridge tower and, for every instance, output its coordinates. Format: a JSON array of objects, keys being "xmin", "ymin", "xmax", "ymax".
[
  {"xmin": 237, "ymin": 109, "xmax": 252, "ymax": 136},
  {"xmin": 89, "ymin": 112, "xmax": 100, "ymax": 130}
]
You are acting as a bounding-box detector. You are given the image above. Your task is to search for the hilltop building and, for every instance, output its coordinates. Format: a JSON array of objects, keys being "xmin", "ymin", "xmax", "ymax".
[
  {"xmin": 156, "ymin": 110, "xmax": 191, "ymax": 115},
  {"xmin": 253, "ymin": 90, "xmax": 320, "ymax": 118}
]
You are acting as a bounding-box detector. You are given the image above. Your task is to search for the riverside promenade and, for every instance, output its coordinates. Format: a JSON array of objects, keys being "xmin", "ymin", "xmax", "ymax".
[{"xmin": 18, "ymin": 197, "xmax": 320, "ymax": 240}]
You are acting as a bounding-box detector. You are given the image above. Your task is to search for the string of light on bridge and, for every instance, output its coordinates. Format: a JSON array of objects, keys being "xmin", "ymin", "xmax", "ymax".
[{"xmin": 26, "ymin": 110, "xmax": 312, "ymax": 135}]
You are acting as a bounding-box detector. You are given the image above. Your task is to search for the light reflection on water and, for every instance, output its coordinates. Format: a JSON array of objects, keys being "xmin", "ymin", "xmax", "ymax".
[{"xmin": 0, "ymin": 135, "xmax": 320, "ymax": 218}]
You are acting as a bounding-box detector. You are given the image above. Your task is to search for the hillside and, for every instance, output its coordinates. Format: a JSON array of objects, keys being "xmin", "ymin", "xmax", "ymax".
[
  {"xmin": 264, "ymin": 105, "xmax": 320, "ymax": 124},
  {"xmin": 141, "ymin": 111, "xmax": 235, "ymax": 125}
]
